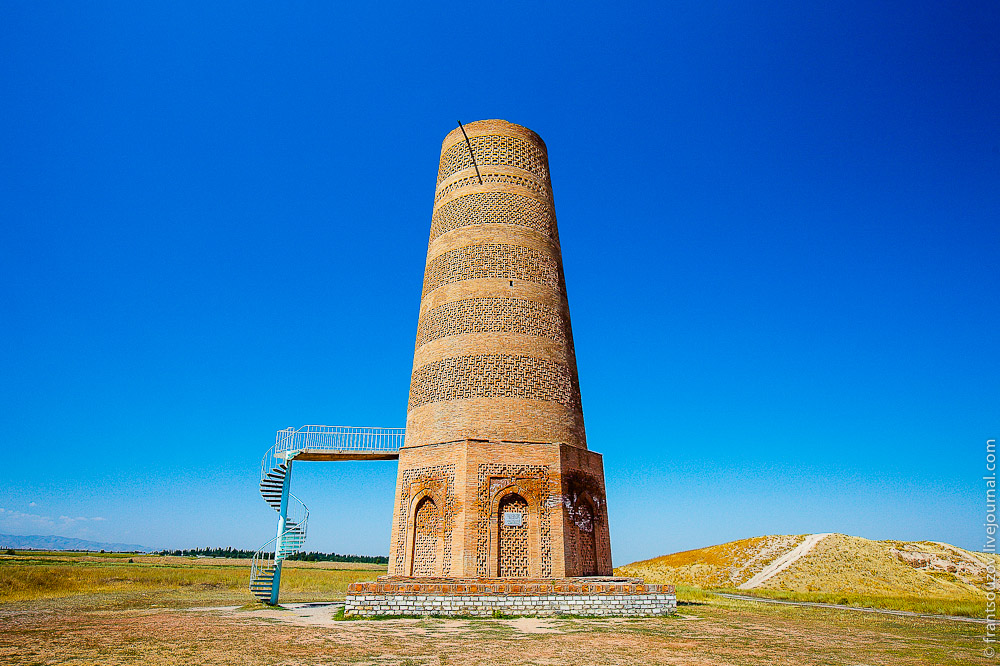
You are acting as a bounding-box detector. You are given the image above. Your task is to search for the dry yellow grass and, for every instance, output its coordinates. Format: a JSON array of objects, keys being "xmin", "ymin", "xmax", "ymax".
[
  {"xmin": 766, "ymin": 533, "xmax": 995, "ymax": 599},
  {"xmin": 617, "ymin": 533, "xmax": 997, "ymax": 618},
  {"xmin": 0, "ymin": 551, "xmax": 984, "ymax": 663},
  {"xmin": 1, "ymin": 593, "xmax": 981, "ymax": 666},
  {"xmin": 0, "ymin": 551, "xmax": 386, "ymax": 604},
  {"xmin": 617, "ymin": 534, "xmax": 806, "ymax": 587}
]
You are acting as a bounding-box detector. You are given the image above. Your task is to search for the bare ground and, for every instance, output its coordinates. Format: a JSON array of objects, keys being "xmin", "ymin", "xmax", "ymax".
[{"xmin": 0, "ymin": 594, "xmax": 985, "ymax": 665}]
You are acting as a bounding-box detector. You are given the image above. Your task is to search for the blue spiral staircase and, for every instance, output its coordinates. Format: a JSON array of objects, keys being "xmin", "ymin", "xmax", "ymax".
[{"xmin": 249, "ymin": 425, "xmax": 404, "ymax": 605}]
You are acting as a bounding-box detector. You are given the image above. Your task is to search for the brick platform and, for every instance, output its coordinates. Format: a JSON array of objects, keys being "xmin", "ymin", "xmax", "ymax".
[{"xmin": 344, "ymin": 577, "xmax": 677, "ymax": 617}]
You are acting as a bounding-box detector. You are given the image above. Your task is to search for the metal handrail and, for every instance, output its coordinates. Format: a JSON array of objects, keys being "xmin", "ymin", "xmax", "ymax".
[
  {"xmin": 249, "ymin": 493, "xmax": 309, "ymax": 590},
  {"xmin": 252, "ymin": 424, "xmax": 401, "ymax": 602},
  {"xmin": 250, "ymin": 535, "xmax": 276, "ymax": 584},
  {"xmin": 273, "ymin": 425, "xmax": 405, "ymax": 459},
  {"xmin": 285, "ymin": 493, "xmax": 309, "ymax": 530},
  {"xmin": 259, "ymin": 442, "xmax": 280, "ymax": 485}
]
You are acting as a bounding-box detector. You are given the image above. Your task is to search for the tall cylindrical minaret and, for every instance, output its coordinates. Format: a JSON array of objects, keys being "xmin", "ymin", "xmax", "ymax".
[
  {"xmin": 389, "ymin": 120, "xmax": 612, "ymax": 580},
  {"xmin": 404, "ymin": 119, "xmax": 586, "ymax": 450}
]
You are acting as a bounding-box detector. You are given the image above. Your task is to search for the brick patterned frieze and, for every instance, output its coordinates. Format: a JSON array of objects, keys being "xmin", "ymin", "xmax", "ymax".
[
  {"xmin": 435, "ymin": 171, "xmax": 550, "ymax": 204},
  {"xmin": 437, "ymin": 133, "xmax": 549, "ymax": 184},
  {"xmin": 421, "ymin": 243, "xmax": 559, "ymax": 296},
  {"xmin": 415, "ymin": 297, "xmax": 566, "ymax": 348},
  {"xmin": 407, "ymin": 354, "xmax": 580, "ymax": 412},
  {"xmin": 430, "ymin": 191, "xmax": 554, "ymax": 241}
]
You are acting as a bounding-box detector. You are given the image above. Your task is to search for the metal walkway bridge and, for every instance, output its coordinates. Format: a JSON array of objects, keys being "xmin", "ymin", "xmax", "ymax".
[{"xmin": 250, "ymin": 425, "xmax": 404, "ymax": 604}]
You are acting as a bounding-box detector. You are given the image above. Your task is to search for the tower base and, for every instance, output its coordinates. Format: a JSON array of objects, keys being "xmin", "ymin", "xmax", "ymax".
[
  {"xmin": 388, "ymin": 440, "xmax": 613, "ymax": 578},
  {"xmin": 345, "ymin": 577, "xmax": 676, "ymax": 617}
]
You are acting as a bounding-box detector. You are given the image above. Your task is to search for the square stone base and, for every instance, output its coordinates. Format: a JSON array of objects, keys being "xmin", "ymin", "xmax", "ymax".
[
  {"xmin": 345, "ymin": 576, "xmax": 676, "ymax": 617},
  {"xmin": 389, "ymin": 440, "xmax": 614, "ymax": 579}
]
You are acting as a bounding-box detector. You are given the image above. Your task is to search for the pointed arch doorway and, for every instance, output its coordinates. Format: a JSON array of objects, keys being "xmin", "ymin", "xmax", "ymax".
[
  {"xmin": 409, "ymin": 494, "xmax": 441, "ymax": 576},
  {"xmin": 497, "ymin": 493, "xmax": 530, "ymax": 577}
]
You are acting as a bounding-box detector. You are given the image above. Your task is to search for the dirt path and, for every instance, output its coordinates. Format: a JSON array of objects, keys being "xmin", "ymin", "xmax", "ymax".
[
  {"xmin": 715, "ymin": 592, "xmax": 985, "ymax": 624},
  {"xmin": 738, "ymin": 532, "xmax": 831, "ymax": 589}
]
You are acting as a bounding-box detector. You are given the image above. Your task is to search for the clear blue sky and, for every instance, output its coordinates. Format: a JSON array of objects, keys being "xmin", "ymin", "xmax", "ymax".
[{"xmin": 1, "ymin": 2, "xmax": 996, "ymax": 564}]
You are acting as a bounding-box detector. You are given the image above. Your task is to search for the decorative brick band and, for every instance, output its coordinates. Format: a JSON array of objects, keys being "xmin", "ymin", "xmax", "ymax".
[
  {"xmin": 422, "ymin": 243, "xmax": 559, "ymax": 296},
  {"xmin": 415, "ymin": 297, "xmax": 566, "ymax": 347},
  {"xmin": 437, "ymin": 134, "xmax": 549, "ymax": 184},
  {"xmin": 435, "ymin": 172, "xmax": 549, "ymax": 203},
  {"xmin": 407, "ymin": 354, "xmax": 580, "ymax": 411},
  {"xmin": 430, "ymin": 191, "xmax": 554, "ymax": 241},
  {"xmin": 347, "ymin": 577, "xmax": 675, "ymax": 596}
]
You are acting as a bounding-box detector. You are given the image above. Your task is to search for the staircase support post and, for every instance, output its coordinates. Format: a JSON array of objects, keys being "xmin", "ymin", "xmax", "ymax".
[{"xmin": 270, "ymin": 456, "xmax": 293, "ymax": 605}]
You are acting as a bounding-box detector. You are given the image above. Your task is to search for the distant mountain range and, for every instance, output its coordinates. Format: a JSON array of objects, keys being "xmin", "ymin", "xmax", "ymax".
[{"xmin": 0, "ymin": 533, "xmax": 151, "ymax": 552}]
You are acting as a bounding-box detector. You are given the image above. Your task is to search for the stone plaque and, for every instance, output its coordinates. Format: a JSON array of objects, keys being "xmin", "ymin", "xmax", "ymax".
[{"xmin": 503, "ymin": 511, "xmax": 523, "ymax": 527}]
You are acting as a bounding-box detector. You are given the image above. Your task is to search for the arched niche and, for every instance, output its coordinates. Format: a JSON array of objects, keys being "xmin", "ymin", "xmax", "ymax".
[
  {"xmin": 488, "ymin": 483, "xmax": 541, "ymax": 578},
  {"xmin": 404, "ymin": 489, "xmax": 444, "ymax": 577}
]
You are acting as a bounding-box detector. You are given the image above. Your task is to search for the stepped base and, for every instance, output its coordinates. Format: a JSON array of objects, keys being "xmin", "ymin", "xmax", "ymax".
[{"xmin": 345, "ymin": 576, "xmax": 676, "ymax": 617}]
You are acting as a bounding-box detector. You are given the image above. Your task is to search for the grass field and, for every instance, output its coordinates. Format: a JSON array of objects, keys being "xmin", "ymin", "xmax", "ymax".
[
  {"xmin": 0, "ymin": 550, "xmax": 385, "ymax": 606},
  {"xmin": 710, "ymin": 586, "xmax": 983, "ymax": 617},
  {"xmin": 0, "ymin": 550, "xmax": 989, "ymax": 665},
  {"xmin": 618, "ymin": 533, "xmax": 993, "ymax": 618},
  {"xmin": 0, "ymin": 552, "xmax": 995, "ymax": 666},
  {"xmin": 0, "ymin": 578, "xmax": 986, "ymax": 665}
]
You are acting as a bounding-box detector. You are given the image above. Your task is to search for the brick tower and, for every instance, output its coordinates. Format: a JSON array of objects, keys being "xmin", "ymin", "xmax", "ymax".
[{"xmin": 388, "ymin": 119, "xmax": 613, "ymax": 579}]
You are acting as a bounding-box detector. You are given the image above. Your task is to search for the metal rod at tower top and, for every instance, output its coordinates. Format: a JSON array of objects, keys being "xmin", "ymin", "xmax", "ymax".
[{"xmin": 456, "ymin": 120, "xmax": 483, "ymax": 184}]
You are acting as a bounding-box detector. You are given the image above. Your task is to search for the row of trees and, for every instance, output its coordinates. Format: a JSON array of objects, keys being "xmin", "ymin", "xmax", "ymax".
[
  {"xmin": 156, "ymin": 546, "xmax": 388, "ymax": 564},
  {"xmin": 286, "ymin": 551, "xmax": 388, "ymax": 564}
]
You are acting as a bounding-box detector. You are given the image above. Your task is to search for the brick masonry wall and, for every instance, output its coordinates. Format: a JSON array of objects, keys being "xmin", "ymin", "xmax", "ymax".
[
  {"xmin": 345, "ymin": 578, "xmax": 677, "ymax": 617},
  {"xmin": 405, "ymin": 119, "xmax": 584, "ymax": 451},
  {"xmin": 389, "ymin": 120, "xmax": 614, "ymax": 580},
  {"xmin": 388, "ymin": 440, "xmax": 613, "ymax": 578},
  {"xmin": 344, "ymin": 593, "xmax": 677, "ymax": 617}
]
